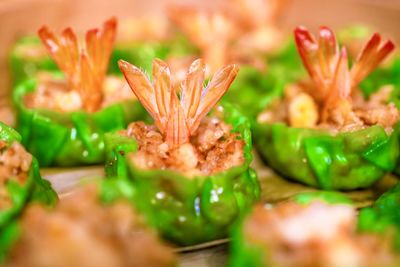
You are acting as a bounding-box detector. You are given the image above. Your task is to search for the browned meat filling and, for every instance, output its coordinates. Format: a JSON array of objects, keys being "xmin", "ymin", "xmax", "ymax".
[
  {"xmin": 258, "ymin": 83, "xmax": 399, "ymax": 134},
  {"xmin": 120, "ymin": 116, "xmax": 245, "ymax": 176},
  {"xmin": 6, "ymin": 186, "xmax": 176, "ymax": 267},
  {"xmin": 24, "ymin": 75, "xmax": 134, "ymax": 113},
  {"xmin": 0, "ymin": 141, "xmax": 32, "ymax": 209},
  {"xmin": 244, "ymin": 202, "xmax": 398, "ymax": 267}
]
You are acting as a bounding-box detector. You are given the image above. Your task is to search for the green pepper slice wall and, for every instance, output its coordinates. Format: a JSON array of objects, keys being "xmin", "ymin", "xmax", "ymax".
[
  {"xmin": 104, "ymin": 103, "xmax": 260, "ymax": 246},
  {"xmin": 13, "ymin": 77, "xmax": 148, "ymax": 167},
  {"xmin": 9, "ymin": 36, "xmax": 58, "ymax": 86},
  {"xmin": 109, "ymin": 35, "xmax": 196, "ymax": 75},
  {"xmin": 254, "ymin": 122, "xmax": 400, "ymax": 190},
  {"xmin": 358, "ymin": 182, "xmax": 400, "ymax": 251},
  {"xmin": 0, "ymin": 122, "xmax": 57, "ymax": 261},
  {"xmin": 222, "ymin": 40, "xmax": 304, "ymax": 119}
]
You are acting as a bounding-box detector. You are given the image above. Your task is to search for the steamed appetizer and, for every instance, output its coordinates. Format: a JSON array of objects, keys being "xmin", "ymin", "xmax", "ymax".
[
  {"xmin": 105, "ymin": 58, "xmax": 260, "ymax": 245},
  {"xmin": 0, "ymin": 121, "xmax": 57, "ymax": 260},
  {"xmin": 4, "ymin": 184, "xmax": 176, "ymax": 267},
  {"xmin": 254, "ymin": 26, "xmax": 399, "ymax": 190},
  {"xmin": 13, "ymin": 18, "xmax": 147, "ymax": 167},
  {"xmin": 229, "ymin": 201, "xmax": 400, "ymax": 267},
  {"xmin": 358, "ymin": 182, "xmax": 400, "ymax": 250}
]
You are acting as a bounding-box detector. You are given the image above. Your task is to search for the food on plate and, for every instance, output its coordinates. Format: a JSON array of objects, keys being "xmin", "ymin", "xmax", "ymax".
[
  {"xmin": 105, "ymin": 58, "xmax": 260, "ymax": 245},
  {"xmin": 0, "ymin": 121, "xmax": 57, "ymax": 261},
  {"xmin": 254, "ymin": 26, "xmax": 399, "ymax": 189},
  {"xmin": 13, "ymin": 18, "xmax": 147, "ymax": 167}
]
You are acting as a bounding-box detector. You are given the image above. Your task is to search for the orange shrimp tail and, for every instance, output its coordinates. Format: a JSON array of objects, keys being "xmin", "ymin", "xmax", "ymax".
[
  {"xmin": 38, "ymin": 17, "xmax": 117, "ymax": 112},
  {"xmin": 119, "ymin": 58, "xmax": 239, "ymax": 147}
]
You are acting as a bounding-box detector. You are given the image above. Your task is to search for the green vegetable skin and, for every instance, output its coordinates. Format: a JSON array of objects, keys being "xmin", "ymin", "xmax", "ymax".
[
  {"xmin": 13, "ymin": 77, "xmax": 147, "ymax": 167},
  {"xmin": 229, "ymin": 224, "xmax": 265, "ymax": 267},
  {"xmin": 223, "ymin": 40, "xmax": 304, "ymax": 118},
  {"xmin": 9, "ymin": 36, "xmax": 58, "ymax": 86},
  {"xmin": 109, "ymin": 35, "xmax": 196, "ymax": 74},
  {"xmin": 254, "ymin": 122, "xmax": 400, "ymax": 190},
  {"xmin": 358, "ymin": 182, "xmax": 400, "ymax": 250},
  {"xmin": 359, "ymin": 58, "xmax": 400, "ymax": 175},
  {"xmin": 0, "ymin": 122, "xmax": 57, "ymax": 261},
  {"xmin": 104, "ymin": 103, "xmax": 260, "ymax": 246},
  {"xmin": 109, "ymin": 42, "xmax": 171, "ymax": 74},
  {"xmin": 359, "ymin": 184, "xmax": 400, "ymax": 233}
]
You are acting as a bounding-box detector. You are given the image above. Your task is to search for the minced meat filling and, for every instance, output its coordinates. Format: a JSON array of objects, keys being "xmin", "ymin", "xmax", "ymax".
[
  {"xmin": 258, "ymin": 83, "xmax": 399, "ymax": 134},
  {"xmin": 0, "ymin": 140, "xmax": 32, "ymax": 209},
  {"xmin": 244, "ymin": 202, "xmax": 398, "ymax": 267},
  {"xmin": 23, "ymin": 75, "xmax": 134, "ymax": 113},
  {"xmin": 120, "ymin": 116, "xmax": 245, "ymax": 176},
  {"xmin": 6, "ymin": 186, "xmax": 176, "ymax": 267}
]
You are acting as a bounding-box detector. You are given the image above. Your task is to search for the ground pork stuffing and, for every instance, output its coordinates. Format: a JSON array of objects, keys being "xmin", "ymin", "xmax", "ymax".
[
  {"xmin": 120, "ymin": 116, "xmax": 245, "ymax": 176},
  {"xmin": 6, "ymin": 185, "xmax": 176, "ymax": 267},
  {"xmin": 258, "ymin": 84, "xmax": 399, "ymax": 134},
  {"xmin": 244, "ymin": 202, "xmax": 399, "ymax": 267},
  {"xmin": 24, "ymin": 74, "xmax": 134, "ymax": 113},
  {"xmin": 0, "ymin": 140, "xmax": 32, "ymax": 209}
]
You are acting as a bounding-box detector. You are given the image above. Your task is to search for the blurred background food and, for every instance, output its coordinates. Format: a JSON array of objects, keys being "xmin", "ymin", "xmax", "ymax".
[{"xmin": 0, "ymin": 0, "xmax": 399, "ymax": 105}]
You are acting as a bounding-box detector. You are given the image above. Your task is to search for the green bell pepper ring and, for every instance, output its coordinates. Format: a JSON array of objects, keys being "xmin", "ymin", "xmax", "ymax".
[
  {"xmin": 9, "ymin": 36, "xmax": 58, "ymax": 86},
  {"xmin": 373, "ymin": 183, "xmax": 400, "ymax": 224},
  {"xmin": 0, "ymin": 122, "xmax": 57, "ymax": 260},
  {"xmin": 228, "ymin": 213, "xmax": 266, "ymax": 267},
  {"xmin": 108, "ymin": 35, "xmax": 197, "ymax": 75},
  {"xmin": 13, "ymin": 76, "xmax": 147, "ymax": 167},
  {"xmin": 222, "ymin": 40, "xmax": 304, "ymax": 119},
  {"xmin": 104, "ymin": 103, "xmax": 260, "ymax": 246},
  {"xmin": 0, "ymin": 121, "xmax": 57, "ymax": 228},
  {"xmin": 222, "ymin": 66, "xmax": 283, "ymax": 119},
  {"xmin": 254, "ymin": 122, "xmax": 400, "ymax": 190},
  {"xmin": 109, "ymin": 42, "xmax": 172, "ymax": 75},
  {"xmin": 359, "ymin": 58, "xmax": 400, "ymax": 175},
  {"xmin": 358, "ymin": 182, "xmax": 400, "ymax": 251}
]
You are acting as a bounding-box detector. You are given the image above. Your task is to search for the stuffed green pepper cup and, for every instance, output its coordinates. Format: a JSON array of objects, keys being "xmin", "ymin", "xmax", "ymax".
[
  {"xmin": 228, "ymin": 198, "xmax": 400, "ymax": 267},
  {"xmin": 0, "ymin": 121, "xmax": 57, "ymax": 227},
  {"xmin": 105, "ymin": 58, "xmax": 260, "ymax": 246},
  {"xmin": 13, "ymin": 18, "xmax": 148, "ymax": 167},
  {"xmin": 254, "ymin": 26, "xmax": 399, "ymax": 190},
  {"xmin": 0, "ymin": 121, "xmax": 57, "ymax": 260}
]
